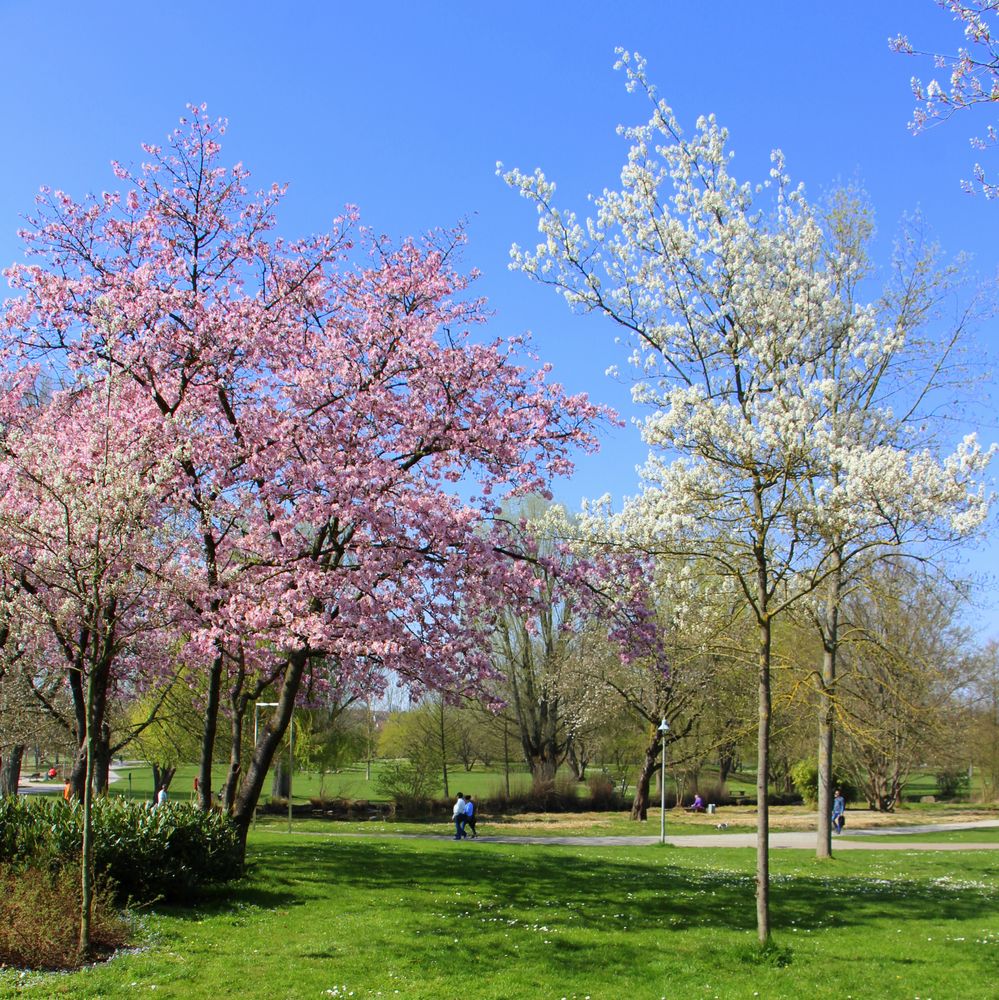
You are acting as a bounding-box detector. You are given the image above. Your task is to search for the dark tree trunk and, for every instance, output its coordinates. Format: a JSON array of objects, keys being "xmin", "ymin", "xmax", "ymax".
[
  {"xmin": 718, "ymin": 738, "xmax": 739, "ymax": 785},
  {"xmin": 630, "ymin": 727, "xmax": 662, "ymax": 820},
  {"xmin": 151, "ymin": 763, "xmax": 176, "ymax": 798},
  {"xmin": 526, "ymin": 751, "xmax": 558, "ymax": 787},
  {"xmin": 197, "ymin": 647, "xmax": 225, "ymax": 810},
  {"xmin": 232, "ymin": 650, "xmax": 308, "ymax": 859},
  {"xmin": 566, "ymin": 741, "xmax": 588, "ymax": 782},
  {"xmin": 0, "ymin": 744, "xmax": 24, "ymax": 797},
  {"xmin": 93, "ymin": 724, "xmax": 112, "ymax": 795},
  {"xmin": 223, "ymin": 714, "xmax": 243, "ymax": 812}
]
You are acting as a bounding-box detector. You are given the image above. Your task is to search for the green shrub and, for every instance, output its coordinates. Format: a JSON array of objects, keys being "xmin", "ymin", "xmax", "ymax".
[
  {"xmin": 0, "ymin": 797, "xmax": 241, "ymax": 903},
  {"xmin": 790, "ymin": 759, "xmax": 855, "ymax": 807},
  {"xmin": 0, "ymin": 862, "xmax": 129, "ymax": 970},
  {"xmin": 375, "ymin": 760, "xmax": 434, "ymax": 812},
  {"xmin": 935, "ymin": 767, "xmax": 970, "ymax": 799}
]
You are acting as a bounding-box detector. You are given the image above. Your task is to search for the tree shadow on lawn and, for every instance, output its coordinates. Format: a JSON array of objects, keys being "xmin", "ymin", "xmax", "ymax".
[
  {"xmin": 242, "ymin": 838, "xmax": 997, "ymax": 936},
  {"xmin": 150, "ymin": 882, "xmax": 300, "ymax": 921}
]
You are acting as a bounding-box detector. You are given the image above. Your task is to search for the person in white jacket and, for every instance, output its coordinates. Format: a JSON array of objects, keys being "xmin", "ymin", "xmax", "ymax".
[{"xmin": 452, "ymin": 793, "xmax": 467, "ymax": 840}]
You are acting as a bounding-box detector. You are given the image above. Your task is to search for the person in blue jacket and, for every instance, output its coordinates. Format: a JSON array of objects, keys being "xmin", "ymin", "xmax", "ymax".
[{"xmin": 831, "ymin": 788, "xmax": 846, "ymax": 834}]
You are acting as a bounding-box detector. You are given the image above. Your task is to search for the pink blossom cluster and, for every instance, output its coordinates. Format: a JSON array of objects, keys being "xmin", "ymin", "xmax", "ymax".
[{"xmin": 0, "ymin": 107, "xmax": 606, "ymax": 808}]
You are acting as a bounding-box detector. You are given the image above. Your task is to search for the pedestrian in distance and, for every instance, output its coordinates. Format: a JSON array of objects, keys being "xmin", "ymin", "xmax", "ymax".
[
  {"xmin": 464, "ymin": 794, "xmax": 477, "ymax": 838},
  {"xmin": 155, "ymin": 785, "xmax": 168, "ymax": 808},
  {"xmin": 831, "ymin": 788, "xmax": 845, "ymax": 834},
  {"xmin": 452, "ymin": 792, "xmax": 467, "ymax": 839}
]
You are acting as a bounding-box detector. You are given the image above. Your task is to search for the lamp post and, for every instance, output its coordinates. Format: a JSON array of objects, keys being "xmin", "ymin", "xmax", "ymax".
[
  {"xmin": 658, "ymin": 718, "xmax": 670, "ymax": 846},
  {"xmin": 254, "ymin": 702, "xmax": 293, "ymax": 833}
]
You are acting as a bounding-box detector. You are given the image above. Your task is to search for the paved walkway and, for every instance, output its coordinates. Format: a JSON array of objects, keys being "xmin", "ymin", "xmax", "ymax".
[
  {"xmin": 322, "ymin": 819, "xmax": 999, "ymax": 851},
  {"xmin": 470, "ymin": 819, "xmax": 999, "ymax": 850}
]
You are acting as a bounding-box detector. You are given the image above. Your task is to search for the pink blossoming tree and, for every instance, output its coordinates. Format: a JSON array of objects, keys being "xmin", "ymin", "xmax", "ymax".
[{"xmin": 2, "ymin": 107, "xmax": 605, "ymax": 856}]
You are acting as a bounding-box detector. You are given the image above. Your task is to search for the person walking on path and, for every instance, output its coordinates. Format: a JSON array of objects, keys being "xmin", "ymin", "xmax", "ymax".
[
  {"xmin": 464, "ymin": 795, "xmax": 478, "ymax": 838},
  {"xmin": 831, "ymin": 788, "xmax": 846, "ymax": 834},
  {"xmin": 452, "ymin": 793, "xmax": 467, "ymax": 840}
]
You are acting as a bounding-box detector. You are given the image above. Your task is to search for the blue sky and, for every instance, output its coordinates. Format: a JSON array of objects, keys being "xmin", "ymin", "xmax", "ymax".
[{"xmin": 1, "ymin": 1, "xmax": 996, "ymax": 639}]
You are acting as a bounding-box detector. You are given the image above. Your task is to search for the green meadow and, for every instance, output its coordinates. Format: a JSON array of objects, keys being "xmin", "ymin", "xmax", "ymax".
[{"xmin": 6, "ymin": 830, "xmax": 997, "ymax": 999}]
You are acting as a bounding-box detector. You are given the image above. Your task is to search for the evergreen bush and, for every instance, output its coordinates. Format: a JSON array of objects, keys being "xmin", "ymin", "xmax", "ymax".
[{"xmin": 0, "ymin": 796, "xmax": 242, "ymax": 902}]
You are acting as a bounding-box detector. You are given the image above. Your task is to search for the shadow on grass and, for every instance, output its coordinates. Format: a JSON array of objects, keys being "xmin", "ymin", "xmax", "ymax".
[
  {"xmin": 236, "ymin": 837, "xmax": 995, "ymax": 936},
  {"xmin": 151, "ymin": 881, "xmax": 300, "ymax": 921},
  {"xmin": 142, "ymin": 838, "xmax": 995, "ymax": 988}
]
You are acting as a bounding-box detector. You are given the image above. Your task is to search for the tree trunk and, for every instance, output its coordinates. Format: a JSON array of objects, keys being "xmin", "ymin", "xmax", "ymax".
[
  {"xmin": 197, "ymin": 647, "xmax": 225, "ymax": 810},
  {"xmin": 78, "ymin": 670, "xmax": 97, "ymax": 962},
  {"xmin": 438, "ymin": 701, "xmax": 449, "ymax": 799},
  {"xmin": 816, "ymin": 556, "xmax": 841, "ymax": 859},
  {"xmin": 0, "ymin": 744, "xmax": 24, "ymax": 797},
  {"xmin": 630, "ymin": 727, "xmax": 662, "ymax": 820},
  {"xmin": 223, "ymin": 708, "xmax": 244, "ymax": 812},
  {"xmin": 566, "ymin": 741, "xmax": 588, "ymax": 781},
  {"xmin": 271, "ymin": 758, "xmax": 290, "ymax": 799},
  {"xmin": 755, "ymin": 608, "xmax": 772, "ymax": 944},
  {"xmin": 232, "ymin": 650, "xmax": 307, "ymax": 859},
  {"xmin": 526, "ymin": 752, "xmax": 558, "ymax": 787},
  {"xmin": 503, "ymin": 717, "xmax": 511, "ymax": 798},
  {"xmin": 718, "ymin": 738, "xmax": 738, "ymax": 785},
  {"xmin": 93, "ymin": 724, "xmax": 112, "ymax": 795},
  {"xmin": 151, "ymin": 763, "xmax": 176, "ymax": 799}
]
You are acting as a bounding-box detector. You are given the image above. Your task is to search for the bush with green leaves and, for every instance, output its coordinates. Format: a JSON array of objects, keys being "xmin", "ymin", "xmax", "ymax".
[
  {"xmin": 935, "ymin": 767, "xmax": 970, "ymax": 799},
  {"xmin": 790, "ymin": 759, "xmax": 855, "ymax": 807},
  {"xmin": 0, "ymin": 796, "xmax": 241, "ymax": 902},
  {"xmin": 375, "ymin": 760, "xmax": 435, "ymax": 813}
]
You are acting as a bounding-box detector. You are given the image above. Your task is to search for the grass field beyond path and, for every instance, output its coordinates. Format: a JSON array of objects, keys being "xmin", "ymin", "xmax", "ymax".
[{"xmin": 7, "ymin": 830, "xmax": 998, "ymax": 999}]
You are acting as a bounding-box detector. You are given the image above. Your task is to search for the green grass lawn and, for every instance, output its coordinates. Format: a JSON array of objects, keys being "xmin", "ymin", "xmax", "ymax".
[
  {"xmin": 253, "ymin": 811, "xmax": 755, "ymax": 838},
  {"xmin": 843, "ymin": 826, "xmax": 999, "ymax": 844},
  {"xmin": 7, "ymin": 832, "xmax": 998, "ymax": 999},
  {"xmin": 97, "ymin": 761, "xmax": 540, "ymax": 805}
]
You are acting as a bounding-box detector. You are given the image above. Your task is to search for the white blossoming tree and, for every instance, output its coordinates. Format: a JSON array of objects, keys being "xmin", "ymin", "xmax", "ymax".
[
  {"xmin": 503, "ymin": 52, "xmax": 994, "ymax": 942},
  {"xmin": 798, "ymin": 189, "xmax": 994, "ymax": 857}
]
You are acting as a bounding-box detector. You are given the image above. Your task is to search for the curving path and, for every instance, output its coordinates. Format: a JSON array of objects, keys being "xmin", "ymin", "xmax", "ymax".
[
  {"xmin": 455, "ymin": 819, "xmax": 999, "ymax": 850},
  {"xmin": 318, "ymin": 819, "xmax": 999, "ymax": 851}
]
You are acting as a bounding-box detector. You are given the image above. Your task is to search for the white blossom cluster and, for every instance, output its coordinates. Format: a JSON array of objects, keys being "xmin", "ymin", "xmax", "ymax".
[{"xmin": 504, "ymin": 51, "xmax": 995, "ymax": 607}]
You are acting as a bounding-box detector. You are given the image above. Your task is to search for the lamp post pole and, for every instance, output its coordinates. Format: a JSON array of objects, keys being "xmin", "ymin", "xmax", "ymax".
[{"xmin": 658, "ymin": 718, "xmax": 670, "ymax": 846}]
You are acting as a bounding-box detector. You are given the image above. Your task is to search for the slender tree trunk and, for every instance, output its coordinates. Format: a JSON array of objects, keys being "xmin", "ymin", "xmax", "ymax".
[
  {"xmin": 223, "ymin": 708, "xmax": 244, "ymax": 811},
  {"xmin": 78, "ymin": 669, "xmax": 97, "ymax": 962},
  {"xmin": 438, "ymin": 700, "xmax": 449, "ymax": 799},
  {"xmin": 816, "ymin": 558, "xmax": 841, "ymax": 859},
  {"xmin": 271, "ymin": 757, "xmax": 290, "ymax": 798},
  {"xmin": 197, "ymin": 647, "xmax": 225, "ymax": 810},
  {"xmin": 503, "ymin": 716, "xmax": 510, "ymax": 797},
  {"xmin": 0, "ymin": 744, "xmax": 24, "ymax": 797},
  {"xmin": 756, "ymin": 612, "xmax": 772, "ymax": 945}
]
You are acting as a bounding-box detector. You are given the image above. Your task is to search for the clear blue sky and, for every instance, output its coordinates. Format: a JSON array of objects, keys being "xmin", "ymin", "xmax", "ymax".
[{"xmin": 1, "ymin": 1, "xmax": 995, "ymax": 639}]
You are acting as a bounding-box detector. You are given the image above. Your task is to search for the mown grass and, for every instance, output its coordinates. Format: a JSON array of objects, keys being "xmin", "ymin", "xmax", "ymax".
[
  {"xmin": 5, "ymin": 831, "xmax": 997, "ymax": 999},
  {"xmin": 843, "ymin": 826, "xmax": 999, "ymax": 844}
]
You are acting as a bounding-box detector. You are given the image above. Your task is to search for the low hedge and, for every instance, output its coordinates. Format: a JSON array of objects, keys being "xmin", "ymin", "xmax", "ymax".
[{"xmin": 0, "ymin": 796, "xmax": 242, "ymax": 903}]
